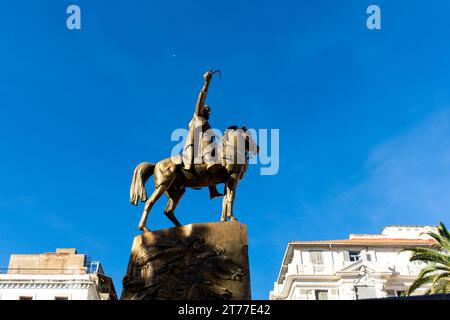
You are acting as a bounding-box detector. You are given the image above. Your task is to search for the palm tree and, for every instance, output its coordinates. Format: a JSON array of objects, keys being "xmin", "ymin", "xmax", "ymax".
[{"xmin": 402, "ymin": 222, "xmax": 450, "ymax": 296}]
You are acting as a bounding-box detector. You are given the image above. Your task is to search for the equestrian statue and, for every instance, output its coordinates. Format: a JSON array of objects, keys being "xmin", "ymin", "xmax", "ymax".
[{"xmin": 129, "ymin": 70, "xmax": 259, "ymax": 232}]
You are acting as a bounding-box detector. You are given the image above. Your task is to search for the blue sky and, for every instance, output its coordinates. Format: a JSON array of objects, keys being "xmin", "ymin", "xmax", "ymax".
[{"xmin": 1, "ymin": 0, "xmax": 450, "ymax": 299}]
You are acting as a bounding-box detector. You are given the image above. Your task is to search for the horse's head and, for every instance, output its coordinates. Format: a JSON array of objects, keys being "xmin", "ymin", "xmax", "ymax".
[
  {"xmin": 240, "ymin": 126, "xmax": 259, "ymax": 157},
  {"xmin": 222, "ymin": 126, "xmax": 259, "ymax": 165}
]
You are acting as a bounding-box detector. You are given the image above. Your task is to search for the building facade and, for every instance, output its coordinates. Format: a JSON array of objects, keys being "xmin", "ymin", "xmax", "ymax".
[
  {"xmin": 270, "ymin": 226, "xmax": 437, "ymax": 300},
  {"xmin": 0, "ymin": 248, "xmax": 117, "ymax": 300}
]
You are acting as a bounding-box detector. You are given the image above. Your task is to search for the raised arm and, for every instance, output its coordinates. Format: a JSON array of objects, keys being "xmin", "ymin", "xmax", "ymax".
[{"xmin": 194, "ymin": 70, "xmax": 213, "ymax": 116}]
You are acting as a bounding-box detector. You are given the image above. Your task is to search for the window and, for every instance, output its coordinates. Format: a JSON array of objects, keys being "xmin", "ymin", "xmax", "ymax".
[
  {"xmin": 54, "ymin": 296, "xmax": 69, "ymax": 300},
  {"xmin": 19, "ymin": 296, "xmax": 33, "ymax": 300},
  {"xmin": 309, "ymin": 251, "xmax": 324, "ymax": 265},
  {"xmin": 348, "ymin": 251, "xmax": 361, "ymax": 262},
  {"xmin": 314, "ymin": 290, "xmax": 328, "ymax": 300}
]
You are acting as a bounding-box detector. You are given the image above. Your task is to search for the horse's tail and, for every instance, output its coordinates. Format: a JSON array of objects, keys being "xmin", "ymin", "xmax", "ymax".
[{"xmin": 130, "ymin": 162, "xmax": 155, "ymax": 206}]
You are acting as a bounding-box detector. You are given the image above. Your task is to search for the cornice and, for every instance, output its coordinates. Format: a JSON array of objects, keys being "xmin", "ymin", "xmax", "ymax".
[{"xmin": 0, "ymin": 278, "xmax": 95, "ymax": 290}]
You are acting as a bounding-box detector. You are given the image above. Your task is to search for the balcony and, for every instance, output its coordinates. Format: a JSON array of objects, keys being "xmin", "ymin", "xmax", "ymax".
[
  {"xmin": 287, "ymin": 264, "xmax": 333, "ymax": 276},
  {"xmin": 392, "ymin": 265, "xmax": 423, "ymax": 276}
]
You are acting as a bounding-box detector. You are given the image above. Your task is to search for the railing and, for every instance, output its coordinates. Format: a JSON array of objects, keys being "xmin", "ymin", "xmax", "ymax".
[
  {"xmin": 292, "ymin": 264, "xmax": 332, "ymax": 275},
  {"xmin": 385, "ymin": 265, "xmax": 424, "ymax": 276},
  {"xmin": 86, "ymin": 261, "xmax": 103, "ymax": 274},
  {"xmin": 0, "ymin": 266, "xmax": 101, "ymax": 275}
]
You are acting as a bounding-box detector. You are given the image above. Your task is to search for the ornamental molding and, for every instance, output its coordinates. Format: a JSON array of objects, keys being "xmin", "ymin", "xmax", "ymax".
[
  {"xmin": 0, "ymin": 279, "xmax": 95, "ymax": 290},
  {"xmin": 274, "ymin": 275, "xmax": 342, "ymax": 299},
  {"xmin": 336, "ymin": 260, "xmax": 392, "ymax": 274}
]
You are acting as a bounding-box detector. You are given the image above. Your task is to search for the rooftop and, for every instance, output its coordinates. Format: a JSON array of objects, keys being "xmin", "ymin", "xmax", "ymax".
[
  {"xmin": 2, "ymin": 248, "xmax": 103, "ymax": 275},
  {"xmin": 289, "ymin": 238, "xmax": 436, "ymax": 246},
  {"xmin": 289, "ymin": 225, "xmax": 438, "ymax": 246}
]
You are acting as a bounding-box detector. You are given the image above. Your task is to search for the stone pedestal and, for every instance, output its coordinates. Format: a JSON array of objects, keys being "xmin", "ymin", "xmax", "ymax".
[{"xmin": 120, "ymin": 221, "xmax": 251, "ymax": 300}]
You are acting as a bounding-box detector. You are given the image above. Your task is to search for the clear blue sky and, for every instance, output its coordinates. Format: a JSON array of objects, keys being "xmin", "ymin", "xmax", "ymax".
[{"xmin": 1, "ymin": 0, "xmax": 450, "ymax": 299}]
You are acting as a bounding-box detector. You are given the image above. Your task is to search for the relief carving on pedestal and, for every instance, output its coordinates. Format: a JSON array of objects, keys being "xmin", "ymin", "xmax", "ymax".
[{"xmin": 122, "ymin": 233, "xmax": 245, "ymax": 300}]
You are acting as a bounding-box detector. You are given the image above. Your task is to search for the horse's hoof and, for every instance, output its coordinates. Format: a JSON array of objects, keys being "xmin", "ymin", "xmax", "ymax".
[{"xmin": 230, "ymin": 217, "xmax": 238, "ymax": 221}]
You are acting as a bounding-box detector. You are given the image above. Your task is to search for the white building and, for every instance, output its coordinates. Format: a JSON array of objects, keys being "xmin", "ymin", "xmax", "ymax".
[
  {"xmin": 270, "ymin": 226, "xmax": 437, "ymax": 300},
  {"xmin": 0, "ymin": 248, "xmax": 117, "ymax": 300}
]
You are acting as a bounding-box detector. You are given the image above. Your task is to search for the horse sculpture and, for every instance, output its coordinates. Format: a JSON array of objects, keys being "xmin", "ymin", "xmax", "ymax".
[{"xmin": 130, "ymin": 127, "xmax": 259, "ymax": 232}]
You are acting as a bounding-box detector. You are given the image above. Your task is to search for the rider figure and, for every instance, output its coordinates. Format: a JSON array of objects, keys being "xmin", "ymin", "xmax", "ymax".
[{"xmin": 182, "ymin": 70, "xmax": 223, "ymax": 200}]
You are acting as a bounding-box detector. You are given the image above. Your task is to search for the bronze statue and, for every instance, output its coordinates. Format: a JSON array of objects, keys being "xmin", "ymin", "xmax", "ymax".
[
  {"xmin": 183, "ymin": 70, "xmax": 223, "ymax": 200},
  {"xmin": 130, "ymin": 71, "xmax": 259, "ymax": 232}
]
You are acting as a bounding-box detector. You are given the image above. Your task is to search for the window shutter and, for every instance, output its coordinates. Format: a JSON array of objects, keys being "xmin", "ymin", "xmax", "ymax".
[
  {"xmin": 310, "ymin": 251, "xmax": 324, "ymax": 265},
  {"xmin": 343, "ymin": 251, "xmax": 350, "ymax": 261}
]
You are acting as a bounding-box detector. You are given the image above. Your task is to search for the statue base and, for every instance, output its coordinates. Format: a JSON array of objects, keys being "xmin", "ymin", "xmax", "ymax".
[{"xmin": 120, "ymin": 221, "xmax": 251, "ymax": 300}]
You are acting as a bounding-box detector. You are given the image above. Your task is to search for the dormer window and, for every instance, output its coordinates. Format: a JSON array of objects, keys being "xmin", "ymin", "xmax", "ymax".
[{"xmin": 344, "ymin": 250, "xmax": 361, "ymax": 262}]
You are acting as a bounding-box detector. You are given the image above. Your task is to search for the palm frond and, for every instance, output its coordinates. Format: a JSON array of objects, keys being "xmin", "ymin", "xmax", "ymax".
[
  {"xmin": 431, "ymin": 273, "xmax": 450, "ymax": 294},
  {"xmin": 405, "ymin": 275, "xmax": 434, "ymax": 296},
  {"xmin": 403, "ymin": 222, "xmax": 450, "ymax": 296},
  {"xmin": 416, "ymin": 264, "xmax": 450, "ymax": 279},
  {"xmin": 438, "ymin": 222, "xmax": 450, "ymax": 240},
  {"xmin": 426, "ymin": 231, "xmax": 450, "ymax": 251},
  {"xmin": 403, "ymin": 247, "xmax": 450, "ymax": 266}
]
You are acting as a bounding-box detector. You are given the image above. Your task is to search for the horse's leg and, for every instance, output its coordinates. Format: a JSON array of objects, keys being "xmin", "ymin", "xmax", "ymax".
[
  {"xmin": 164, "ymin": 187, "xmax": 185, "ymax": 227},
  {"xmin": 221, "ymin": 187, "xmax": 228, "ymax": 222},
  {"xmin": 138, "ymin": 185, "xmax": 166, "ymax": 232},
  {"xmin": 221, "ymin": 182, "xmax": 231, "ymax": 222},
  {"xmin": 221, "ymin": 174, "xmax": 239, "ymax": 222},
  {"xmin": 226, "ymin": 174, "xmax": 239, "ymax": 221}
]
